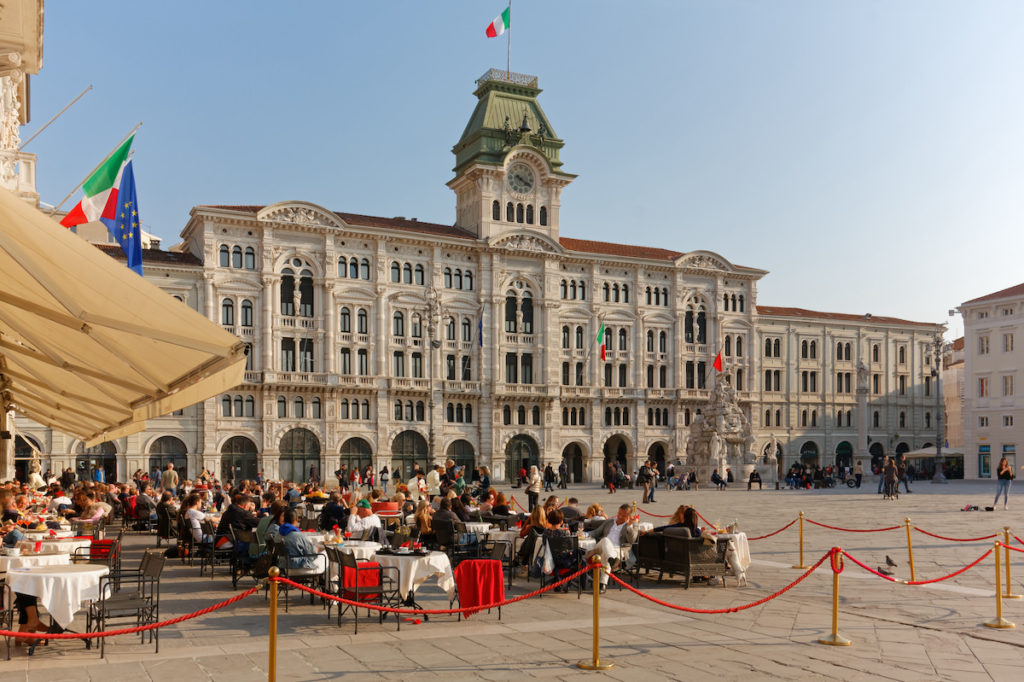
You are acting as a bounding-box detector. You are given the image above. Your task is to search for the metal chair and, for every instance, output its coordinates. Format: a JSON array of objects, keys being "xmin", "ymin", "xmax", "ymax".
[
  {"xmin": 335, "ymin": 549, "xmax": 400, "ymax": 633},
  {"xmin": 88, "ymin": 549, "xmax": 165, "ymax": 658},
  {"xmin": 266, "ymin": 535, "xmax": 325, "ymax": 612}
]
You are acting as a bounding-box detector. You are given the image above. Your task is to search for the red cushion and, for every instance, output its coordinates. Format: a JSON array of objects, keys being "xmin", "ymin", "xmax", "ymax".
[{"xmin": 453, "ymin": 559, "xmax": 505, "ymax": 618}]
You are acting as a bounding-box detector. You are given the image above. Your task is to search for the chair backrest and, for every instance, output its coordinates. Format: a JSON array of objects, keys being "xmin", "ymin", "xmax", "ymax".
[
  {"xmin": 488, "ymin": 541, "xmax": 509, "ymax": 561},
  {"xmin": 236, "ymin": 528, "xmax": 256, "ymax": 545},
  {"xmin": 300, "ymin": 517, "xmax": 317, "ymax": 531},
  {"xmin": 662, "ymin": 527, "xmax": 692, "ymax": 538},
  {"xmin": 142, "ymin": 550, "xmax": 166, "ymax": 579},
  {"xmin": 201, "ymin": 519, "xmax": 217, "ymax": 537},
  {"xmin": 338, "ymin": 549, "xmax": 358, "ymax": 571},
  {"xmin": 390, "ymin": 532, "xmax": 409, "ymax": 549}
]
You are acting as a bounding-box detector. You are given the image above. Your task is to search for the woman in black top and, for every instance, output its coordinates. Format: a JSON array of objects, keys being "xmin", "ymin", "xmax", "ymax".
[{"xmin": 995, "ymin": 457, "xmax": 1014, "ymax": 509}]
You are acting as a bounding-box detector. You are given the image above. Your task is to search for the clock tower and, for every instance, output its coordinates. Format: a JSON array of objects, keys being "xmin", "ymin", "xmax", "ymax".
[{"xmin": 448, "ymin": 70, "xmax": 575, "ymax": 242}]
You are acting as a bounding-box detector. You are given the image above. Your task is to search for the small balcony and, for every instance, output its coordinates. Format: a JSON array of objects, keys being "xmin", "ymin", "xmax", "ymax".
[
  {"xmin": 337, "ymin": 375, "xmax": 377, "ymax": 389},
  {"xmin": 390, "ymin": 377, "xmax": 430, "ymax": 392},
  {"xmin": 266, "ymin": 371, "xmax": 330, "ymax": 385},
  {"xmin": 560, "ymin": 386, "xmax": 594, "ymax": 398},
  {"xmin": 497, "ymin": 383, "xmax": 549, "ymax": 397},
  {"xmin": 444, "ymin": 380, "xmax": 482, "ymax": 395},
  {"xmin": 243, "ymin": 371, "xmax": 263, "ymax": 384}
]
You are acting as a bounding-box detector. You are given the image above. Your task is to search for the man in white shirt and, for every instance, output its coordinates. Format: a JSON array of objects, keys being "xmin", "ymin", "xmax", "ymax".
[
  {"xmin": 585, "ymin": 503, "xmax": 639, "ymax": 592},
  {"xmin": 425, "ymin": 465, "xmax": 442, "ymax": 497},
  {"xmin": 346, "ymin": 498, "xmax": 382, "ymax": 538}
]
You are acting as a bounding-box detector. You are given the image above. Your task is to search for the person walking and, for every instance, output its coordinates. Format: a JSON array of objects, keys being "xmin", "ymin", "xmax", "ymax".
[
  {"xmin": 995, "ymin": 457, "xmax": 1014, "ymax": 509},
  {"xmin": 897, "ymin": 454, "xmax": 912, "ymax": 494},
  {"xmin": 543, "ymin": 464, "xmax": 555, "ymax": 492},
  {"xmin": 853, "ymin": 460, "xmax": 864, "ymax": 489},
  {"xmin": 883, "ymin": 457, "xmax": 898, "ymax": 500},
  {"xmin": 526, "ymin": 465, "xmax": 543, "ymax": 512},
  {"xmin": 379, "ymin": 466, "xmax": 390, "ymax": 493},
  {"xmin": 161, "ymin": 463, "xmax": 179, "ymax": 497},
  {"xmin": 558, "ymin": 459, "xmax": 568, "ymax": 489},
  {"xmin": 639, "ymin": 460, "xmax": 656, "ymax": 503}
]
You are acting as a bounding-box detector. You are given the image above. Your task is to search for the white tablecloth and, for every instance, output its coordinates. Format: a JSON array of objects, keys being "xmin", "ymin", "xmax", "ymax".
[
  {"xmin": 22, "ymin": 529, "xmax": 74, "ymax": 539},
  {"xmin": 325, "ymin": 540, "xmax": 380, "ymax": 560},
  {"xmin": 18, "ymin": 538, "xmax": 91, "ymax": 556},
  {"xmin": 638, "ymin": 522, "xmax": 654, "ymax": 533},
  {"xmin": 374, "ymin": 551, "xmax": 455, "ymax": 600},
  {"xmin": 717, "ymin": 532, "xmax": 751, "ymax": 570},
  {"xmin": 464, "ymin": 522, "xmax": 491, "ymax": 535},
  {"xmin": 0, "ymin": 552, "xmax": 71, "ymax": 573},
  {"xmin": 6, "ymin": 564, "xmax": 108, "ymax": 628}
]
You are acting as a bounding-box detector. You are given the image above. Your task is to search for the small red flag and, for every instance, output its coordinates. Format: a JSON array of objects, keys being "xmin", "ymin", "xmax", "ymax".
[
  {"xmin": 712, "ymin": 351, "xmax": 723, "ymax": 372},
  {"xmin": 600, "ymin": 342, "xmax": 606, "ymax": 361}
]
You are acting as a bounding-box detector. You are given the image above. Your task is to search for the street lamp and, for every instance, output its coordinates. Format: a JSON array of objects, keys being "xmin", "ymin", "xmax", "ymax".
[{"xmin": 932, "ymin": 332, "xmax": 947, "ymax": 483}]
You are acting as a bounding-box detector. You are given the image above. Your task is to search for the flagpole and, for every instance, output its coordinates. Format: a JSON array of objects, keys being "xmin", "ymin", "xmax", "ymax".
[
  {"xmin": 49, "ymin": 121, "xmax": 142, "ymax": 214},
  {"xmin": 579, "ymin": 315, "xmax": 605, "ymax": 384},
  {"xmin": 507, "ymin": 0, "xmax": 512, "ymax": 74},
  {"xmin": 19, "ymin": 85, "xmax": 93, "ymax": 151}
]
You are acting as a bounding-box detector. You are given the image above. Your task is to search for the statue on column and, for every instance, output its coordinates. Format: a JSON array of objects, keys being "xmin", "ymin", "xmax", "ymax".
[
  {"xmin": 291, "ymin": 284, "xmax": 301, "ymax": 317},
  {"xmin": 767, "ymin": 433, "xmax": 779, "ymax": 463},
  {"xmin": 27, "ymin": 453, "xmax": 45, "ymax": 490},
  {"xmin": 856, "ymin": 361, "xmax": 869, "ymax": 390}
]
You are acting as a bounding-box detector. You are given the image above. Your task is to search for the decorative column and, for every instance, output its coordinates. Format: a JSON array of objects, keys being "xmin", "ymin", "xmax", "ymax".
[
  {"xmin": 323, "ymin": 282, "xmax": 335, "ymax": 374},
  {"xmin": 262, "ymin": 276, "xmax": 275, "ymax": 372}
]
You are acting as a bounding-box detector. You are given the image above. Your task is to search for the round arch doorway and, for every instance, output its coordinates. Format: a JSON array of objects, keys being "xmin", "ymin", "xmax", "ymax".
[
  {"xmin": 392, "ymin": 430, "xmax": 427, "ymax": 482},
  {"xmin": 14, "ymin": 435, "xmax": 42, "ymax": 484},
  {"xmin": 561, "ymin": 443, "xmax": 585, "ymax": 484},
  {"xmin": 834, "ymin": 441, "xmax": 853, "ymax": 470},
  {"xmin": 149, "ymin": 436, "xmax": 188, "ymax": 481},
  {"xmin": 446, "ymin": 440, "xmax": 475, "ymax": 481},
  {"xmin": 505, "ymin": 435, "xmax": 539, "ymax": 484},
  {"xmin": 869, "ymin": 442, "xmax": 885, "ymax": 471},
  {"xmin": 76, "ymin": 441, "xmax": 116, "ymax": 483},
  {"xmin": 279, "ymin": 428, "xmax": 321, "ymax": 483},
  {"xmin": 339, "ymin": 437, "xmax": 373, "ymax": 483},
  {"xmin": 647, "ymin": 442, "xmax": 667, "ymax": 478},
  {"xmin": 221, "ymin": 436, "xmax": 259, "ymax": 484},
  {"xmin": 799, "ymin": 441, "xmax": 819, "ymax": 468}
]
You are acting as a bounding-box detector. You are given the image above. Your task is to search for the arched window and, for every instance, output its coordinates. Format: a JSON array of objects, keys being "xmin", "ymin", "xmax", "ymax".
[
  {"xmin": 340, "ymin": 399, "xmax": 350, "ymax": 419},
  {"xmin": 579, "ymin": 282, "xmax": 586, "ymax": 300},
  {"xmin": 738, "ymin": 295, "xmax": 744, "ymax": 312},
  {"xmin": 603, "ymin": 283, "xmax": 610, "ymax": 302},
  {"xmin": 724, "ymin": 336, "xmax": 732, "ymax": 356},
  {"xmin": 623, "ymin": 407, "xmax": 630, "ymax": 426},
  {"xmin": 446, "ymin": 318, "xmax": 455, "ymax": 340},
  {"xmin": 736, "ymin": 368, "xmax": 744, "ymax": 390},
  {"xmin": 402, "ymin": 263, "xmax": 412, "ymax": 284},
  {"xmin": 646, "ymin": 287, "xmax": 652, "ymax": 305},
  {"xmin": 563, "ymin": 407, "xmax": 570, "ymax": 426},
  {"xmin": 394, "ymin": 400, "xmax": 402, "ymax": 420},
  {"xmin": 765, "ymin": 409, "xmax": 771, "ymax": 426},
  {"xmin": 462, "ymin": 317, "xmax": 472, "ymax": 342},
  {"xmin": 873, "ymin": 344, "xmax": 880, "ymax": 362},
  {"xmin": 845, "ymin": 343, "xmax": 852, "ymax": 360},
  {"xmin": 221, "ymin": 299, "xmax": 234, "ymax": 326},
  {"xmin": 654, "ymin": 288, "xmax": 661, "ymax": 306},
  {"xmin": 465, "ymin": 405, "xmax": 472, "ymax": 422},
  {"xmin": 539, "ymin": 206, "xmax": 547, "ymax": 225},
  {"xmin": 360, "ymin": 259, "xmax": 370, "ymax": 279},
  {"xmin": 562, "ymin": 326, "xmax": 570, "ymax": 348},
  {"xmin": 240, "ymin": 300, "xmax": 253, "ymax": 327},
  {"xmin": 244, "ymin": 247, "xmax": 255, "ymax": 270},
  {"xmin": 647, "ymin": 330, "xmax": 654, "ymax": 352},
  {"xmin": 873, "ymin": 410, "xmax": 880, "ymax": 427},
  {"xmin": 605, "ymin": 407, "xmax": 613, "ymax": 425},
  {"xmin": 811, "ymin": 410, "xmax": 817, "ymax": 427},
  {"xmin": 392, "ymin": 311, "xmax": 404, "ymax": 336},
  {"xmin": 338, "ymin": 257, "xmax": 347, "ymax": 278},
  {"xmin": 464, "ymin": 271, "xmax": 473, "ymax": 290},
  {"xmin": 506, "ymin": 202, "xmax": 514, "ymax": 222},
  {"xmin": 232, "ymin": 246, "xmax": 242, "ymax": 268},
  {"xmin": 801, "ymin": 340, "xmax": 808, "ymax": 358},
  {"xmin": 612, "ymin": 284, "xmax": 620, "ymax": 303},
  {"xmin": 518, "ymin": 405, "xmax": 526, "ymax": 424},
  {"xmin": 731, "ymin": 293, "xmax": 737, "ymax": 311},
  {"xmin": 569, "ymin": 281, "xmax": 577, "ymax": 299},
  {"xmin": 766, "ymin": 339, "xmax": 772, "ymax": 357},
  {"xmin": 613, "ymin": 407, "xmax": 621, "ymax": 425},
  {"xmin": 339, "ymin": 307, "xmax": 351, "ymax": 332},
  {"xmin": 516, "ymin": 203, "xmax": 524, "ymax": 223},
  {"xmin": 311, "ymin": 397, "xmax": 321, "ymax": 419},
  {"xmin": 361, "ymin": 400, "xmax": 369, "ymax": 418},
  {"xmin": 775, "ymin": 410, "xmax": 782, "ymax": 426},
  {"xmin": 647, "ymin": 365, "xmax": 654, "ymax": 387},
  {"xmin": 405, "ymin": 401, "xmax": 414, "ymax": 421},
  {"xmin": 244, "ymin": 396, "xmax": 254, "ymax": 417},
  {"xmin": 925, "ymin": 412, "xmax": 931, "ymax": 428},
  {"xmin": 898, "ymin": 346, "xmax": 906, "ymax": 364},
  {"xmin": 456, "ymin": 404, "xmax": 464, "ymax": 422},
  {"xmin": 618, "ymin": 364, "xmax": 627, "ymax": 386},
  {"xmin": 659, "ymin": 365, "xmax": 667, "ymax": 387},
  {"xmin": 648, "ymin": 409, "xmax": 654, "ymax": 426},
  {"xmin": 575, "ymin": 326, "xmax": 584, "ymax": 348},
  {"xmin": 492, "ymin": 200, "xmax": 501, "ymax": 220},
  {"xmin": 810, "ymin": 341, "xmax": 817, "ymax": 359},
  {"xmin": 526, "ymin": 205, "xmax": 534, "ymax": 224},
  {"xmin": 521, "ymin": 295, "xmax": 534, "ymax": 334},
  {"xmin": 454, "ymin": 269, "xmax": 462, "ymax": 289},
  {"xmin": 294, "ymin": 397, "xmax": 304, "ymax": 419},
  {"xmin": 560, "ymin": 280, "xmax": 567, "ymax": 298},
  {"xmin": 349, "ymin": 257, "xmax": 359, "ymax": 279},
  {"xmin": 221, "ymin": 395, "xmax": 232, "ymax": 417},
  {"xmin": 411, "ymin": 314, "xmax": 422, "ymax": 338},
  {"xmin": 899, "ymin": 411, "xmax": 906, "ymax": 428},
  {"xmin": 357, "ymin": 308, "xmax": 368, "ymax": 334},
  {"xmin": 801, "ymin": 410, "xmax": 808, "ymax": 427},
  {"xmin": 390, "ymin": 262, "xmax": 400, "ymax": 282},
  {"xmin": 773, "ymin": 339, "xmax": 781, "ymax": 357},
  {"xmin": 735, "ymin": 337, "xmax": 743, "ymax": 357},
  {"xmin": 219, "ymin": 245, "xmax": 230, "ymax": 267},
  {"xmin": 446, "ymin": 403, "xmax": 454, "ymax": 422},
  {"xmin": 532, "ymin": 406, "xmax": 540, "ymax": 425},
  {"xmin": 724, "ymin": 293, "xmax": 730, "ymax": 310},
  {"xmin": 414, "ymin": 264, "xmax": 425, "ymax": 285},
  {"xmin": 503, "ymin": 405, "xmax": 512, "ymax": 425},
  {"xmin": 622, "ymin": 284, "xmax": 629, "ymax": 303},
  {"xmin": 696, "ymin": 308, "xmax": 706, "ymax": 344},
  {"xmin": 618, "ymin": 328, "xmax": 627, "ymax": 351},
  {"xmin": 505, "ymin": 293, "xmax": 517, "ymax": 332}
]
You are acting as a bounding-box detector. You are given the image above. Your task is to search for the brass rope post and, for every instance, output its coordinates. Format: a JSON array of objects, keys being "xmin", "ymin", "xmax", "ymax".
[
  {"xmin": 1004, "ymin": 527, "xmax": 1022, "ymax": 599},
  {"xmin": 792, "ymin": 511, "xmax": 808, "ymax": 569},
  {"xmin": 818, "ymin": 548, "xmax": 851, "ymax": 646},
  {"xmin": 268, "ymin": 567, "xmax": 280, "ymax": 681},
  {"xmin": 904, "ymin": 518, "xmax": 915, "ymax": 583},
  {"xmin": 984, "ymin": 541, "xmax": 1016, "ymax": 629},
  {"xmin": 577, "ymin": 562, "xmax": 614, "ymax": 670}
]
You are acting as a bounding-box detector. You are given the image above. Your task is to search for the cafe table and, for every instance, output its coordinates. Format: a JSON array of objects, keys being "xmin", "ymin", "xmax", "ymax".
[
  {"xmin": 6, "ymin": 564, "xmax": 109, "ymax": 628},
  {"xmin": 18, "ymin": 537, "xmax": 91, "ymax": 556},
  {"xmin": 373, "ymin": 550, "xmax": 455, "ymax": 602},
  {"xmin": 22, "ymin": 529, "xmax": 75, "ymax": 539},
  {"xmin": 0, "ymin": 551, "xmax": 71, "ymax": 574}
]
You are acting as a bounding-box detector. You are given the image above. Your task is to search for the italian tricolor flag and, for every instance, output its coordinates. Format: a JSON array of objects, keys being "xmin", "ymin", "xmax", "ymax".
[
  {"xmin": 485, "ymin": 6, "xmax": 510, "ymax": 38},
  {"xmin": 597, "ymin": 323, "xmax": 607, "ymax": 361},
  {"xmin": 59, "ymin": 135, "xmax": 135, "ymax": 228}
]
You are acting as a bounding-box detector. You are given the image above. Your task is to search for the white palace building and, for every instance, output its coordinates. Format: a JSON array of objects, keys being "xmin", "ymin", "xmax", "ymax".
[{"xmin": 11, "ymin": 69, "xmax": 946, "ymax": 485}]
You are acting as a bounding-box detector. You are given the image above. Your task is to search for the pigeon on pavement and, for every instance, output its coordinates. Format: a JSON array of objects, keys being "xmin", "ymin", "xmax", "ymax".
[
  {"xmin": 878, "ymin": 566, "xmax": 894, "ymax": 576},
  {"xmin": 886, "ymin": 555, "xmax": 898, "ymax": 568}
]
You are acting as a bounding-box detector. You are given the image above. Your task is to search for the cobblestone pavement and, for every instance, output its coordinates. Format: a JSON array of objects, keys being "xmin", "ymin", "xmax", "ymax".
[{"xmin": 2, "ymin": 478, "xmax": 1023, "ymax": 681}]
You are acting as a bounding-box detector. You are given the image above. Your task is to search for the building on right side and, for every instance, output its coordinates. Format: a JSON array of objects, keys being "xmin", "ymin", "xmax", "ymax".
[{"xmin": 959, "ymin": 282, "xmax": 1024, "ymax": 478}]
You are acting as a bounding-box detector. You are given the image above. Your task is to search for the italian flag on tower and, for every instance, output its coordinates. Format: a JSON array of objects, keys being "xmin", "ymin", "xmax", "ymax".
[
  {"xmin": 485, "ymin": 5, "xmax": 510, "ymax": 38},
  {"xmin": 60, "ymin": 135, "xmax": 135, "ymax": 228},
  {"xmin": 597, "ymin": 324, "xmax": 607, "ymax": 361}
]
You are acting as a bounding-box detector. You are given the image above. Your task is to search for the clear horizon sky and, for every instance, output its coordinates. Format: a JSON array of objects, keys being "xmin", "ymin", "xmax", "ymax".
[{"xmin": 26, "ymin": 1, "xmax": 1024, "ymax": 339}]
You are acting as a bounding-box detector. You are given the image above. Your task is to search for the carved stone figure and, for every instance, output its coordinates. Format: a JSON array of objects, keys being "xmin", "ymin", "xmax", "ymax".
[
  {"xmin": 856, "ymin": 361, "xmax": 869, "ymax": 390},
  {"xmin": 291, "ymin": 285, "xmax": 301, "ymax": 316},
  {"xmin": 767, "ymin": 433, "xmax": 779, "ymax": 461},
  {"xmin": 27, "ymin": 453, "xmax": 45, "ymax": 490}
]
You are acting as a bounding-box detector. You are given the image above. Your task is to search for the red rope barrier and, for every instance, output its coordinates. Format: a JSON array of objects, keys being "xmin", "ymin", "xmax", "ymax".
[
  {"xmin": 748, "ymin": 519, "xmax": 797, "ymax": 541},
  {"xmin": 604, "ymin": 550, "xmax": 830, "ymax": 613},
  {"xmin": 829, "ymin": 547, "xmax": 844, "ymax": 575},
  {"xmin": 912, "ymin": 527, "xmax": 998, "ymax": 543},
  {"xmin": 806, "ymin": 518, "xmax": 900, "ymax": 533},
  {"xmin": 840, "ymin": 548, "xmax": 993, "ymax": 585},
  {"xmin": 1013, "ymin": 534, "xmax": 1024, "ymax": 547},
  {"xmin": 1001, "ymin": 541, "xmax": 1024, "ymax": 554},
  {"xmin": 637, "ymin": 508, "xmax": 671, "ymax": 519},
  {"xmin": 510, "ymin": 496, "xmax": 528, "ymax": 513},
  {"xmin": 272, "ymin": 562, "xmax": 594, "ymax": 615},
  {"xmin": 0, "ymin": 584, "xmax": 261, "ymax": 640}
]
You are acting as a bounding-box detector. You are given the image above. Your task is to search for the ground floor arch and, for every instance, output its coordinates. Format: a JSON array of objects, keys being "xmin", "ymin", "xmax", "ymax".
[
  {"xmin": 446, "ymin": 439, "xmax": 475, "ymax": 478},
  {"xmin": 835, "ymin": 441, "xmax": 853, "ymax": 470},
  {"xmin": 14, "ymin": 435, "xmax": 42, "ymax": 483},
  {"xmin": 221, "ymin": 436, "xmax": 259, "ymax": 484},
  {"xmin": 603, "ymin": 434, "xmax": 631, "ymax": 480},
  {"xmin": 647, "ymin": 441, "xmax": 668, "ymax": 476},
  {"xmin": 391, "ymin": 430, "xmax": 427, "ymax": 482},
  {"xmin": 505, "ymin": 434, "xmax": 539, "ymax": 484},
  {"xmin": 75, "ymin": 441, "xmax": 117, "ymax": 483},
  {"xmin": 149, "ymin": 435, "xmax": 189, "ymax": 481},
  {"xmin": 339, "ymin": 437, "xmax": 373, "ymax": 482},
  {"xmin": 279, "ymin": 428, "xmax": 321, "ymax": 483},
  {"xmin": 895, "ymin": 442, "xmax": 910, "ymax": 456},
  {"xmin": 561, "ymin": 442, "xmax": 585, "ymax": 483},
  {"xmin": 799, "ymin": 441, "xmax": 819, "ymax": 467},
  {"xmin": 869, "ymin": 442, "xmax": 885, "ymax": 470}
]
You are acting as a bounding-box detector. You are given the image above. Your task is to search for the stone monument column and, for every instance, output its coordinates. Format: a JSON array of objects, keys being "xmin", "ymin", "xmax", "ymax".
[{"xmin": 856, "ymin": 360, "xmax": 869, "ymax": 465}]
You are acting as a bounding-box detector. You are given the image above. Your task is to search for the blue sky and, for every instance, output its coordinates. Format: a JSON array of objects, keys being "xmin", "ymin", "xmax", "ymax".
[{"xmin": 28, "ymin": 1, "xmax": 1024, "ymax": 337}]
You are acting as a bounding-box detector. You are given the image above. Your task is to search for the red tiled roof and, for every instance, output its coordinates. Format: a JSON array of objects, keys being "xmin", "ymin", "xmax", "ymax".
[
  {"xmin": 756, "ymin": 305, "xmax": 938, "ymax": 328},
  {"xmin": 559, "ymin": 237, "xmax": 683, "ymax": 261},
  {"xmin": 199, "ymin": 205, "xmax": 477, "ymax": 240},
  {"xmin": 952, "ymin": 336, "xmax": 965, "ymax": 351},
  {"xmin": 963, "ymin": 282, "xmax": 1024, "ymax": 305},
  {"xmin": 94, "ymin": 244, "xmax": 203, "ymax": 266}
]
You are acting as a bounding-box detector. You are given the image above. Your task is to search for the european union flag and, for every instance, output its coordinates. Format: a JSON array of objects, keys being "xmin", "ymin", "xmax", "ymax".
[{"xmin": 100, "ymin": 160, "xmax": 143, "ymax": 275}]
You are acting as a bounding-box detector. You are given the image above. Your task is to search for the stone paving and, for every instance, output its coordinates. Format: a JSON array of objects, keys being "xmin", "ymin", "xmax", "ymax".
[{"xmin": 2, "ymin": 478, "xmax": 1024, "ymax": 681}]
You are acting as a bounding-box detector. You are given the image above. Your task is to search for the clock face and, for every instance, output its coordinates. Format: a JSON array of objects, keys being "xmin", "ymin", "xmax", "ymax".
[{"xmin": 507, "ymin": 162, "xmax": 535, "ymax": 194}]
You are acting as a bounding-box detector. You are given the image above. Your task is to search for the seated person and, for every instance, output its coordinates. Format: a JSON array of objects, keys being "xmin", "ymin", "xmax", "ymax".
[
  {"xmin": 747, "ymin": 470, "xmax": 763, "ymax": 490},
  {"xmin": 431, "ymin": 498, "xmax": 459, "ymax": 524},
  {"xmin": 415, "ymin": 501, "xmax": 436, "ymax": 546},
  {"xmin": 490, "ymin": 492, "xmax": 512, "ymax": 517},
  {"xmin": 560, "ymin": 498, "xmax": 582, "ymax": 522},
  {"xmin": 278, "ymin": 509, "xmax": 321, "ymax": 570},
  {"xmin": 346, "ymin": 498, "xmax": 382, "ymax": 536},
  {"xmin": 584, "ymin": 503, "xmax": 640, "ymax": 592},
  {"xmin": 711, "ymin": 469, "xmax": 726, "ymax": 490},
  {"xmin": 183, "ymin": 493, "xmax": 212, "ymax": 544},
  {"xmin": 321, "ymin": 492, "xmax": 349, "ymax": 530},
  {"xmin": 216, "ymin": 492, "xmax": 259, "ymax": 538},
  {"xmin": 680, "ymin": 507, "xmax": 702, "ymax": 537},
  {"xmin": 584, "ymin": 503, "xmax": 606, "ymax": 521},
  {"xmin": 450, "ymin": 497, "xmax": 472, "ymax": 523},
  {"xmin": 254, "ymin": 501, "xmax": 288, "ymax": 557},
  {"xmin": 1, "ymin": 495, "xmax": 20, "ymax": 523},
  {"xmin": 652, "ymin": 505, "xmax": 689, "ymax": 533}
]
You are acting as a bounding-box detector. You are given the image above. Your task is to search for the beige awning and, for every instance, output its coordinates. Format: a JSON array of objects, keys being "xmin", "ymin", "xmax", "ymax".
[{"xmin": 0, "ymin": 187, "xmax": 245, "ymax": 446}]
